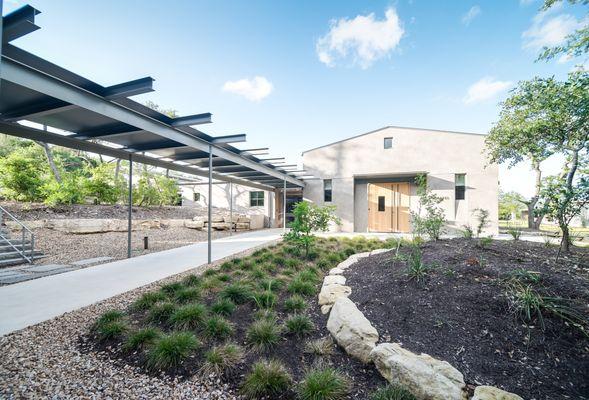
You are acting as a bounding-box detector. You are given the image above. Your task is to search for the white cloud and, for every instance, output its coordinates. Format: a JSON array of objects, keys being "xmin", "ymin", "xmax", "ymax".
[
  {"xmin": 316, "ymin": 7, "xmax": 405, "ymax": 69},
  {"xmin": 463, "ymin": 77, "xmax": 512, "ymax": 105},
  {"xmin": 522, "ymin": 7, "xmax": 585, "ymax": 50},
  {"xmin": 462, "ymin": 6, "xmax": 481, "ymax": 26},
  {"xmin": 222, "ymin": 76, "xmax": 273, "ymax": 102}
]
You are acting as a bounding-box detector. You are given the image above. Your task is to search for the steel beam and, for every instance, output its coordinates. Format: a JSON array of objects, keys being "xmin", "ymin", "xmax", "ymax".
[
  {"xmin": 71, "ymin": 124, "xmax": 142, "ymax": 139},
  {"xmin": 103, "ymin": 77, "xmax": 154, "ymax": 99},
  {"xmin": 2, "ymin": 100, "xmax": 77, "ymax": 122},
  {"xmin": 283, "ymin": 180, "xmax": 286, "ymax": 230},
  {"xmin": 212, "ymin": 134, "xmax": 246, "ymax": 144},
  {"xmin": 171, "ymin": 113, "xmax": 212, "ymax": 127},
  {"xmin": 127, "ymin": 154, "xmax": 133, "ymax": 258},
  {"xmin": 125, "ymin": 140, "xmax": 185, "ymax": 152},
  {"xmin": 207, "ymin": 145, "xmax": 212, "ymax": 264},
  {"xmin": 2, "ymin": 5, "xmax": 40, "ymax": 43}
]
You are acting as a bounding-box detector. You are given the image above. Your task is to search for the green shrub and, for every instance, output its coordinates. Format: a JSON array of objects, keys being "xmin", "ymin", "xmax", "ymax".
[
  {"xmin": 170, "ymin": 303, "xmax": 208, "ymax": 330},
  {"xmin": 211, "ymin": 298, "xmax": 236, "ymax": 316},
  {"xmin": 370, "ymin": 385, "xmax": 416, "ymax": 400},
  {"xmin": 42, "ymin": 173, "xmax": 86, "ymax": 206},
  {"xmin": 220, "ymin": 282, "xmax": 252, "ymax": 304},
  {"xmin": 284, "ymin": 201, "xmax": 340, "ymax": 258},
  {"xmin": 182, "ymin": 274, "xmax": 202, "ymax": 287},
  {"xmin": 160, "ymin": 282, "xmax": 183, "ymax": 296},
  {"xmin": 132, "ymin": 291, "xmax": 167, "ymax": 311},
  {"xmin": 410, "ymin": 174, "xmax": 446, "ymax": 241},
  {"xmin": 241, "ymin": 359, "xmax": 292, "ymax": 399},
  {"xmin": 218, "ymin": 273, "xmax": 231, "ymax": 282},
  {"xmin": 95, "ymin": 310, "xmax": 125, "ymax": 325},
  {"xmin": 93, "ymin": 311, "xmax": 128, "ymax": 342},
  {"xmin": 316, "ymin": 257, "xmax": 331, "ymax": 270},
  {"xmin": 326, "ymin": 253, "xmax": 342, "ymax": 264},
  {"xmin": 288, "ymin": 278, "xmax": 316, "ymax": 296},
  {"xmin": 0, "ymin": 147, "xmax": 47, "ymax": 201},
  {"xmin": 148, "ymin": 302, "xmax": 177, "ymax": 324},
  {"xmin": 284, "ymin": 295, "xmax": 307, "ymax": 313},
  {"xmin": 146, "ymin": 332, "xmax": 199, "ymax": 370},
  {"xmin": 477, "ymin": 237, "xmax": 493, "ymax": 249},
  {"xmin": 246, "ymin": 319, "xmax": 282, "ymax": 350},
  {"xmin": 204, "ymin": 315, "xmax": 234, "ymax": 340},
  {"xmin": 297, "ymin": 367, "xmax": 350, "ymax": 400},
  {"xmin": 252, "ymin": 290, "xmax": 278, "ymax": 309},
  {"xmin": 200, "ymin": 343, "xmax": 244, "ymax": 376},
  {"xmin": 508, "ymin": 227, "xmax": 522, "ymax": 241},
  {"xmin": 175, "ymin": 287, "xmax": 202, "ymax": 303},
  {"xmin": 124, "ymin": 327, "xmax": 161, "ymax": 352},
  {"xmin": 285, "ymin": 314, "xmax": 314, "ymax": 337}
]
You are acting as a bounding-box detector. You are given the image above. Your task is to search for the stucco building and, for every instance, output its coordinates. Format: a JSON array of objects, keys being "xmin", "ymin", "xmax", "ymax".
[{"xmin": 301, "ymin": 126, "xmax": 499, "ymax": 234}]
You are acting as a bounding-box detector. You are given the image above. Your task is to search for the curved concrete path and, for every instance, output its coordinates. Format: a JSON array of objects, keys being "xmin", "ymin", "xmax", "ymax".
[{"xmin": 0, "ymin": 229, "xmax": 283, "ymax": 336}]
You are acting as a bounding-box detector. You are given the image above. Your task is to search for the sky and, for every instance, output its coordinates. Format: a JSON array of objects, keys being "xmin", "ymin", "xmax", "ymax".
[{"xmin": 3, "ymin": 0, "xmax": 588, "ymax": 198}]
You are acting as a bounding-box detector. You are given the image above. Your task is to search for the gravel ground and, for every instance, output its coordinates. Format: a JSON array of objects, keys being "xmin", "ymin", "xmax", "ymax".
[
  {"xmin": 24, "ymin": 227, "xmax": 234, "ymax": 267},
  {"xmin": 0, "ymin": 242, "xmax": 277, "ymax": 399}
]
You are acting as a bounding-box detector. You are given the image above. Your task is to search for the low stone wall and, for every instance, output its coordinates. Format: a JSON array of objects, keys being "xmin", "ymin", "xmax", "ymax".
[{"xmin": 318, "ymin": 250, "xmax": 524, "ymax": 400}]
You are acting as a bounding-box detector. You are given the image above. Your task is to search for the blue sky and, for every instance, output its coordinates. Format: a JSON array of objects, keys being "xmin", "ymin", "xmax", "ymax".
[{"xmin": 3, "ymin": 0, "xmax": 588, "ymax": 197}]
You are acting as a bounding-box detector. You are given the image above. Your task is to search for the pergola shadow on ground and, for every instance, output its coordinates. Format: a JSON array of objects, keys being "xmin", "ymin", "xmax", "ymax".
[
  {"xmin": 0, "ymin": 228, "xmax": 284, "ymax": 336},
  {"xmin": 0, "ymin": 4, "xmax": 309, "ymax": 265}
]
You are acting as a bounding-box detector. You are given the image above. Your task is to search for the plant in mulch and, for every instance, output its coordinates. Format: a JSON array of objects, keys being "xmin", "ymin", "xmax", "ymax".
[
  {"xmin": 200, "ymin": 343, "xmax": 244, "ymax": 376},
  {"xmin": 170, "ymin": 303, "xmax": 208, "ymax": 330},
  {"xmin": 182, "ymin": 274, "xmax": 202, "ymax": 287},
  {"xmin": 477, "ymin": 236, "xmax": 493, "ymax": 249},
  {"xmin": 218, "ymin": 273, "xmax": 231, "ymax": 282},
  {"xmin": 203, "ymin": 269, "xmax": 218, "ymax": 277},
  {"xmin": 285, "ymin": 314, "xmax": 314, "ymax": 337},
  {"xmin": 211, "ymin": 298, "xmax": 236, "ymax": 316},
  {"xmin": 287, "ymin": 278, "xmax": 316, "ymax": 296},
  {"xmin": 505, "ymin": 268, "xmax": 542, "ymax": 284},
  {"xmin": 461, "ymin": 225, "xmax": 474, "ymax": 239},
  {"xmin": 410, "ymin": 174, "xmax": 446, "ymax": 241},
  {"xmin": 252, "ymin": 290, "xmax": 278, "ymax": 309},
  {"xmin": 160, "ymin": 282, "xmax": 183, "ymax": 296},
  {"xmin": 369, "ymin": 384, "xmax": 416, "ymax": 400},
  {"xmin": 220, "ymin": 261, "xmax": 234, "ymax": 272},
  {"xmin": 174, "ymin": 287, "xmax": 202, "ymax": 303},
  {"xmin": 220, "ymin": 282, "xmax": 253, "ymax": 304},
  {"xmin": 258, "ymin": 277, "xmax": 285, "ymax": 292},
  {"xmin": 241, "ymin": 359, "xmax": 292, "ymax": 399},
  {"xmin": 508, "ymin": 227, "xmax": 522, "ymax": 241},
  {"xmin": 254, "ymin": 309, "xmax": 277, "ymax": 321},
  {"xmin": 203, "ymin": 315, "xmax": 234, "ymax": 340},
  {"xmin": 92, "ymin": 310, "xmax": 128, "ymax": 342},
  {"xmin": 146, "ymin": 332, "xmax": 200, "ymax": 371},
  {"xmin": 297, "ymin": 366, "xmax": 351, "ymax": 400},
  {"xmin": 148, "ymin": 302, "xmax": 177, "ymax": 324},
  {"xmin": 246, "ymin": 318, "xmax": 282, "ymax": 350},
  {"xmin": 284, "ymin": 294, "xmax": 307, "ymax": 313},
  {"xmin": 406, "ymin": 247, "xmax": 430, "ymax": 282},
  {"xmin": 123, "ymin": 327, "xmax": 162, "ymax": 352},
  {"xmin": 304, "ymin": 337, "xmax": 335, "ymax": 356},
  {"xmin": 132, "ymin": 291, "xmax": 167, "ymax": 311}
]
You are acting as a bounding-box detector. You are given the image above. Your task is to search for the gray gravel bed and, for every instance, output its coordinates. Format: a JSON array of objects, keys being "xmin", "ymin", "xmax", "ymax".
[{"xmin": 0, "ymin": 241, "xmax": 278, "ymax": 399}]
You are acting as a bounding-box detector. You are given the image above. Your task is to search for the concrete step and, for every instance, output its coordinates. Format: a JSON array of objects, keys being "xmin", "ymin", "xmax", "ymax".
[
  {"xmin": 0, "ymin": 242, "xmax": 33, "ymax": 252},
  {"xmin": 0, "ymin": 250, "xmax": 43, "ymax": 261},
  {"xmin": 0, "ymin": 257, "xmax": 31, "ymax": 268}
]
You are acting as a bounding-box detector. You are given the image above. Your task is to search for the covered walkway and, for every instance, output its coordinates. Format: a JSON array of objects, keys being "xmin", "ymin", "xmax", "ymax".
[{"xmin": 0, "ymin": 228, "xmax": 282, "ymax": 336}]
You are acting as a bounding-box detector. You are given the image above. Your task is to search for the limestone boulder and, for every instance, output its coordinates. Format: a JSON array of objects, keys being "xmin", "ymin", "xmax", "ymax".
[
  {"xmin": 323, "ymin": 275, "xmax": 346, "ymax": 286},
  {"xmin": 318, "ymin": 283, "xmax": 351, "ymax": 306},
  {"xmin": 370, "ymin": 343, "xmax": 466, "ymax": 400},
  {"xmin": 327, "ymin": 297, "xmax": 378, "ymax": 363},
  {"xmin": 249, "ymin": 214, "xmax": 265, "ymax": 229},
  {"xmin": 472, "ymin": 386, "xmax": 523, "ymax": 400},
  {"xmin": 336, "ymin": 256, "xmax": 358, "ymax": 271},
  {"xmin": 329, "ymin": 267, "xmax": 345, "ymax": 275},
  {"xmin": 370, "ymin": 248, "xmax": 389, "ymax": 256},
  {"xmin": 185, "ymin": 220, "xmax": 204, "ymax": 230}
]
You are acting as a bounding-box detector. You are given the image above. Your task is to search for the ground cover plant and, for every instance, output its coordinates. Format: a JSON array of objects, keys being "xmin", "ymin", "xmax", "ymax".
[
  {"xmin": 346, "ymin": 237, "xmax": 589, "ymax": 399},
  {"xmin": 83, "ymin": 235, "xmax": 400, "ymax": 398}
]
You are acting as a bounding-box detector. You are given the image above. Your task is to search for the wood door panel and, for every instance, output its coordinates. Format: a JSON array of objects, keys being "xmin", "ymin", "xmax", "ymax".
[{"xmin": 368, "ymin": 182, "xmax": 411, "ymax": 233}]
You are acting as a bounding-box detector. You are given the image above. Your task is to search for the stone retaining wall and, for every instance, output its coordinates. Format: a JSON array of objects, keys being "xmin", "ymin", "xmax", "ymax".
[{"xmin": 318, "ymin": 249, "xmax": 524, "ymax": 400}]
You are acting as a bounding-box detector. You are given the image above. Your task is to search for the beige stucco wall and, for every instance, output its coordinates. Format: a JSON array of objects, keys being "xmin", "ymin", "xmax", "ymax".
[{"xmin": 302, "ymin": 126, "xmax": 499, "ymax": 234}]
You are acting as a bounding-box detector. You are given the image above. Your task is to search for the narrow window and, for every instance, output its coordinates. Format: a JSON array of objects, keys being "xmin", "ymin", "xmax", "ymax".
[
  {"xmin": 249, "ymin": 191, "xmax": 264, "ymax": 207},
  {"xmin": 324, "ymin": 179, "xmax": 332, "ymax": 202},
  {"xmin": 455, "ymin": 174, "xmax": 466, "ymax": 200},
  {"xmin": 193, "ymin": 192, "xmax": 200, "ymax": 202},
  {"xmin": 384, "ymin": 137, "xmax": 393, "ymax": 149},
  {"xmin": 378, "ymin": 196, "xmax": 386, "ymax": 212}
]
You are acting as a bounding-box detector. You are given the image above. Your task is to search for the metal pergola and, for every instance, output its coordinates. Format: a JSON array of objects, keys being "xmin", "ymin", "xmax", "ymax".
[{"xmin": 0, "ymin": 4, "xmax": 304, "ymax": 263}]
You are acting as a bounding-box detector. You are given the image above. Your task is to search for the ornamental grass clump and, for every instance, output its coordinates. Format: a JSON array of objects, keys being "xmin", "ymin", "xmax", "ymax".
[
  {"xmin": 160, "ymin": 282, "xmax": 183, "ymax": 296},
  {"xmin": 406, "ymin": 247, "xmax": 430, "ymax": 282},
  {"xmin": 220, "ymin": 282, "xmax": 253, "ymax": 304},
  {"xmin": 284, "ymin": 294, "xmax": 307, "ymax": 313},
  {"xmin": 285, "ymin": 314, "xmax": 314, "ymax": 337},
  {"xmin": 211, "ymin": 298, "xmax": 236, "ymax": 316},
  {"xmin": 252, "ymin": 290, "xmax": 278, "ymax": 309},
  {"xmin": 204, "ymin": 315, "xmax": 234, "ymax": 340},
  {"xmin": 182, "ymin": 274, "xmax": 202, "ymax": 287},
  {"xmin": 246, "ymin": 318, "xmax": 282, "ymax": 350},
  {"xmin": 304, "ymin": 337, "xmax": 334, "ymax": 356},
  {"xmin": 132, "ymin": 291, "xmax": 167, "ymax": 311},
  {"xmin": 200, "ymin": 343, "xmax": 244, "ymax": 376},
  {"xmin": 241, "ymin": 359, "xmax": 292, "ymax": 399},
  {"xmin": 146, "ymin": 332, "xmax": 199, "ymax": 371},
  {"xmin": 288, "ymin": 278, "xmax": 315, "ymax": 296},
  {"xmin": 370, "ymin": 385, "xmax": 416, "ymax": 400},
  {"xmin": 123, "ymin": 327, "xmax": 161, "ymax": 352},
  {"xmin": 258, "ymin": 277, "xmax": 285, "ymax": 292},
  {"xmin": 175, "ymin": 287, "xmax": 202, "ymax": 303},
  {"xmin": 148, "ymin": 302, "xmax": 177, "ymax": 324},
  {"xmin": 93, "ymin": 310, "xmax": 128, "ymax": 342},
  {"xmin": 297, "ymin": 367, "xmax": 350, "ymax": 400},
  {"xmin": 170, "ymin": 303, "xmax": 208, "ymax": 330}
]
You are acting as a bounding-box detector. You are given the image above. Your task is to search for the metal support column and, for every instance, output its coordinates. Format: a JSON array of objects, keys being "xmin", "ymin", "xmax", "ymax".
[
  {"xmin": 229, "ymin": 180, "xmax": 233, "ymax": 236},
  {"xmin": 127, "ymin": 154, "xmax": 133, "ymax": 258},
  {"xmin": 283, "ymin": 179, "xmax": 286, "ymax": 231},
  {"xmin": 207, "ymin": 145, "xmax": 212, "ymax": 264}
]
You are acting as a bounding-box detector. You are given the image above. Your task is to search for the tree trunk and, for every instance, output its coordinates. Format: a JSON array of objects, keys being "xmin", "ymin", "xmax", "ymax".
[
  {"xmin": 559, "ymin": 149, "xmax": 580, "ymax": 253},
  {"xmin": 114, "ymin": 159, "xmax": 121, "ymax": 181},
  {"xmin": 528, "ymin": 160, "xmax": 543, "ymax": 229},
  {"xmin": 36, "ymin": 141, "xmax": 61, "ymax": 183}
]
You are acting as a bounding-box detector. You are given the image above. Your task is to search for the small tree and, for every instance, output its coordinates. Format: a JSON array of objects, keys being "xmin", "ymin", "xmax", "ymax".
[
  {"xmin": 499, "ymin": 191, "xmax": 527, "ymax": 221},
  {"xmin": 410, "ymin": 174, "xmax": 446, "ymax": 240},
  {"xmin": 283, "ymin": 201, "xmax": 340, "ymax": 258},
  {"xmin": 473, "ymin": 208, "xmax": 490, "ymax": 238}
]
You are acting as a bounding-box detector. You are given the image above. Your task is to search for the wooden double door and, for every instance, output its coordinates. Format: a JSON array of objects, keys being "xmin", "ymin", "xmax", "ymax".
[{"xmin": 368, "ymin": 182, "xmax": 411, "ymax": 232}]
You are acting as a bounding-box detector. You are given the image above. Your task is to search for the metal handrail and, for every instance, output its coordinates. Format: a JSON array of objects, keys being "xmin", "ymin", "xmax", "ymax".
[{"xmin": 0, "ymin": 205, "xmax": 35, "ymax": 264}]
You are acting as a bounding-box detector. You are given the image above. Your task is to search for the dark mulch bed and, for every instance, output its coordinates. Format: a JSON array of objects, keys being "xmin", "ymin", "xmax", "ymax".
[
  {"xmin": 346, "ymin": 238, "xmax": 589, "ymax": 400},
  {"xmin": 79, "ymin": 240, "xmax": 387, "ymax": 399}
]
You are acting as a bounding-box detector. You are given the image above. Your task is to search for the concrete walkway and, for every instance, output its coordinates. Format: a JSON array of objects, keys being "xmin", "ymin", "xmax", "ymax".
[{"xmin": 0, "ymin": 229, "xmax": 283, "ymax": 336}]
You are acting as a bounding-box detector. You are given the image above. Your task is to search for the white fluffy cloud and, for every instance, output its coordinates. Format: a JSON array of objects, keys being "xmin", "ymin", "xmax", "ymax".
[
  {"xmin": 463, "ymin": 77, "xmax": 512, "ymax": 105},
  {"xmin": 316, "ymin": 7, "xmax": 405, "ymax": 69},
  {"xmin": 522, "ymin": 8, "xmax": 585, "ymax": 50},
  {"xmin": 222, "ymin": 76, "xmax": 273, "ymax": 102},
  {"xmin": 462, "ymin": 6, "xmax": 481, "ymax": 26}
]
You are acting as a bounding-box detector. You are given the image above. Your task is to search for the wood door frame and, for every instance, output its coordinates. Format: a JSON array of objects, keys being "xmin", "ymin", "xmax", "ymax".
[{"xmin": 367, "ymin": 182, "xmax": 411, "ymax": 233}]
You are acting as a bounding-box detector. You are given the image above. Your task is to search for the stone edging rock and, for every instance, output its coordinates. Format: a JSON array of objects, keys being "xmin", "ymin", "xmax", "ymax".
[{"xmin": 318, "ymin": 249, "xmax": 524, "ymax": 400}]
